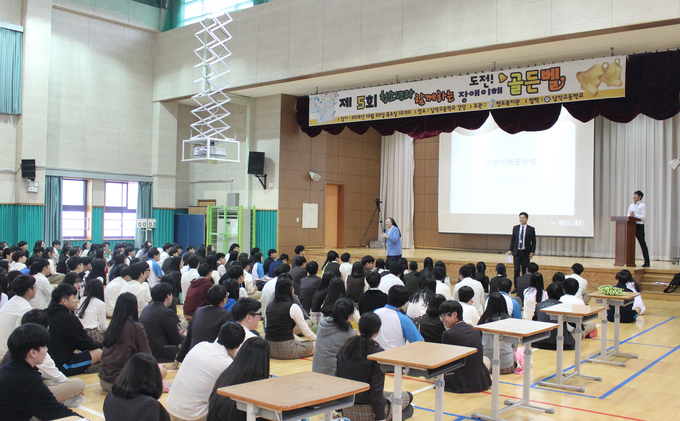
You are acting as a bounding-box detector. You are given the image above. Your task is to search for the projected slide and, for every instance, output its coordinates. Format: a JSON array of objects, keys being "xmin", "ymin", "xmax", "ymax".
[{"xmin": 438, "ymin": 108, "xmax": 594, "ymax": 237}]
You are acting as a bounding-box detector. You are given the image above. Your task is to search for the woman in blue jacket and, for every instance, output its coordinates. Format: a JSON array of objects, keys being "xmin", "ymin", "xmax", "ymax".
[{"xmin": 381, "ymin": 217, "xmax": 402, "ymax": 262}]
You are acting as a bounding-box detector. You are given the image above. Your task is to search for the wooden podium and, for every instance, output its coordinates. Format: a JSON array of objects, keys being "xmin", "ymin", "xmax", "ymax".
[{"xmin": 611, "ymin": 216, "xmax": 639, "ymax": 266}]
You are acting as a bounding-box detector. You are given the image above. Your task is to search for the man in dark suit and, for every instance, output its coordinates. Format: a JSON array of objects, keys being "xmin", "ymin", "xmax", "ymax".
[{"xmin": 506, "ymin": 212, "xmax": 536, "ymax": 293}]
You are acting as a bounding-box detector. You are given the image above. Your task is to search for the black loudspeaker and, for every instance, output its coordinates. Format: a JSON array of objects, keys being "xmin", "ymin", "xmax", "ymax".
[
  {"xmin": 21, "ymin": 159, "xmax": 36, "ymax": 179},
  {"xmin": 247, "ymin": 152, "xmax": 265, "ymax": 175}
]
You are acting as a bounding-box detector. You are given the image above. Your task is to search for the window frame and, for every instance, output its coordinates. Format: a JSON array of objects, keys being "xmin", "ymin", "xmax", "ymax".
[
  {"xmin": 61, "ymin": 179, "xmax": 90, "ymax": 240},
  {"xmin": 103, "ymin": 181, "xmax": 139, "ymax": 240}
]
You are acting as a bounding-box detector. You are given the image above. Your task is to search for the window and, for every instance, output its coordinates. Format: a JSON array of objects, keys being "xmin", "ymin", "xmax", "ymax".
[
  {"xmin": 184, "ymin": 0, "xmax": 254, "ymax": 26},
  {"xmin": 62, "ymin": 179, "xmax": 88, "ymax": 239},
  {"xmin": 104, "ymin": 182, "xmax": 139, "ymax": 239}
]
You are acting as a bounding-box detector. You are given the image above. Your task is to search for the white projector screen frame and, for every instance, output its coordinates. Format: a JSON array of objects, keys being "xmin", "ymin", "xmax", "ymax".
[{"xmin": 438, "ymin": 108, "xmax": 595, "ymax": 237}]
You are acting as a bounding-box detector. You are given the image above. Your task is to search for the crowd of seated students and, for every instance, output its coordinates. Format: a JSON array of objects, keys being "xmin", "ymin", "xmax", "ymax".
[{"xmin": 0, "ymin": 239, "xmax": 651, "ymax": 420}]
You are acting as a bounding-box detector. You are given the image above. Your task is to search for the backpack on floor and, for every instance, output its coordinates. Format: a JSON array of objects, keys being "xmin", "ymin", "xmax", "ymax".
[{"xmin": 663, "ymin": 273, "xmax": 680, "ymax": 293}]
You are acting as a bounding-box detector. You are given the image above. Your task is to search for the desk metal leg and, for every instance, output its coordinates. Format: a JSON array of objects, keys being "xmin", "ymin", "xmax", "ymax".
[
  {"xmin": 323, "ymin": 411, "xmax": 332, "ymax": 421},
  {"xmin": 471, "ymin": 333, "xmax": 500, "ymax": 421},
  {"xmin": 571, "ymin": 319, "xmax": 602, "ymax": 382},
  {"xmin": 504, "ymin": 345, "xmax": 554, "ymax": 414},
  {"xmin": 585, "ymin": 299, "xmax": 625, "ymax": 367},
  {"xmin": 611, "ymin": 303, "xmax": 638, "ymax": 360},
  {"xmin": 246, "ymin": 403, "xmax": 257, "ymax": 421},
  {"xmin": 434, "ymin": 374, "xmax": 445, "ymax": 421},
  {"xmin": 392, "ymin": 364, "xmax": 403, "ymax": 421}
]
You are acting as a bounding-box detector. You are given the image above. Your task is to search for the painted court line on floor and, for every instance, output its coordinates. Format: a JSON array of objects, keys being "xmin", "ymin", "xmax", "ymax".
[
  {"xmin": 77, "ymin": 405, "xmax": 105, "ymax": 418},
  {"xmin": 411, "ymin": 384, "xmax": 435, "ymax": 394}
]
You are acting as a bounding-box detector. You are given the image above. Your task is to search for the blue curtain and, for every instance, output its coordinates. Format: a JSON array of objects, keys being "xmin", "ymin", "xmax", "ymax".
[
  {"xmin": 254, "ymin": 209, "xmax": 277, "ymax": 253},
  {"xmin": 135, "ymin": 182, "xmax": 153, "ymax": 247},
  {"xmin": 0, "ymin": 27, "xmax": 22, "ymax": 115},
  {"xmin": 43, "ymin": 176, "xmax": 62, "ymax": 246},
  {"xmin": 153, "ymin": 208, "xmax": 188, "ymax": 245}
]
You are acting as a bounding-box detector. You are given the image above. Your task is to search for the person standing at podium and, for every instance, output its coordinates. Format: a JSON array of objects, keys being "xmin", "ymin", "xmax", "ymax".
[
  {"xmin": 628, "ymin": 190, "xmax": 650, "ymax": 267},
  {"xmin": 506, "ymin": 212, "xmax": 536, "ymax": 293}
]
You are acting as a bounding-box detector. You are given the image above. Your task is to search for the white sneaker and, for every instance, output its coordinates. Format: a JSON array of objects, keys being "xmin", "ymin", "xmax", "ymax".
[{"xmin": 63, "ymin": 394, "xmax": 85, "ymax": 408}]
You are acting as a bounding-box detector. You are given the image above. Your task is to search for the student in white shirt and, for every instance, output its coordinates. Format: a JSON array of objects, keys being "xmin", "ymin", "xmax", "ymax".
[
  {"xmin": 77, "ymin": 279, "xmax": 107, "ymax": 342},
  {"xmin": 432, "ymin": 266, "xmax": 453, "ymax": 300},
  {"xmin": 0, "ymin": 275, "xmax": 36, "ymax": 357},
  {"xmin": 561, "ymin": 278, "xmax": 596, "ymax": 338},
  {"xmin": 523, "ymin": 272, "xmax": 548, "ymax": 321},
  {"xmin": 105, "ymin": 265, "xmax": 131, "ymax": 318},
  {"xmin": 456, "ymin": 285, "xmax": 480, "ymax": 326},
  {"xmin": 377, "ymin": 262, "xmax": 405, "ymax": 296},
  {"xmin": 29, "ymin": 260, "xmax": 53, "ymax": 310},
  {"xmin": 9, "ymin": 250, "xmax": 27, "ymax": 272},
  {"xmin": 452, "ymin": 264, "xmax": 485, "ymax": 316},
  {"xmin": 339, "ymin": 253, "xmax": 352, "ymax": 282},
  {"xmin": 406, "ymin": 278, "xmax": 437, "ymax": 321},
  {"xmin": 566, "ymin": 263, "xmax": 589, "ymax": 302},
  {"xmin": 181, "ymin": 256, "xmax": 201, "ymax": 302},
  {"xmin": 167, "ymin": 323, "xmax": 245, "ymax": 421},
  {"xmin": 119, "ymin": 262, "xmax": 152, "ymax": 315}
]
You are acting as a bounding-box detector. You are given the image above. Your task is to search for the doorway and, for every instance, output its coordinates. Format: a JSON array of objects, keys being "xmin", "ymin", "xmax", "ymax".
[{"xmin": 325, "ymin": 184, "xmax": 344, "ymax": 248}]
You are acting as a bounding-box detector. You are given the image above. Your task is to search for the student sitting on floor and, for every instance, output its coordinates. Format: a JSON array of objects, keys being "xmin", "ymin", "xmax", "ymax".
[
  {"xmin": 336, "ymin": 312, "xmax": 414, "ymax": 421},
  {"xmin": 533, "ymin": 282, "xmax": 575, "ymax": 350},
  {"xmin": 358, "ymin": 271, "xmax": 388, "ymax": 315},
  {"xmin": 608, "ymin": 270, "xmax": 640, "ymax": 323},
  {"xmin": 522, "ymin": 272, "xmax": 548, "ymax": 321},
  {"xmin": 456, "ymin": 285, "xmax": 480, "ymax": 326},
  {"xmin": 406, "ymin": 278, "xmax": 437, "ymax": 327},
  {"xmin": 419, "ymin": 294, "xmax": 447, "ymax": 343},
  {"xmin": 374, "ymin": 285, "xmax": 423, "ymax": 350},
  {"xmin": 140, "ymin": 283, "xmax": 185, "ymax": 364},
  {"xmin": 167, "ymin": 323, "xmax": 245, "ymax": 421},
  {"xmin": 440, "ymin": 300, "xmax": 492, "ymax": 393},
  {"xmin": 312, "ymin": 297, "xmax": 356, "ymax": 376},
  {"xmin": 478, "ymin": 293, "xmax": 517, "ymax": 374},
  {"xmin": 561, "ymin": 278, "xmax": 597, "ymax": 337},
  {"xmin": 0, "ymin": 323, "xmax": 79, "ymax": 421},
  {"xmin": 264, "ymin": 274, "xmax": 316, "ymax": 359},
  {"xmin": 103, "ymin": 353, "xmax": 171, "ymax": 421},
  {"xmin": 207, "ymin": 337, "xmax": 271, "ymax": 421},
  {"xmin": 46, "ymin": 283, "xmax": 103, "ymax": 376}
]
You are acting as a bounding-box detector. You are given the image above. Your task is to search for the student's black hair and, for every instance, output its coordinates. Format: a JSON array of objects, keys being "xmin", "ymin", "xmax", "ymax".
[
  {"xmin": 459, "ymin": 264, "xmax": 473, "ymax": 278},
  {"xmin": 51, "ymin": 282, "xmax": 77, "ymax": 304},
  {"xmin": 216, "ymin": 322, "xmax": 245, "ymax": 350},
  {"xmin": 457, "ymin": 285, "xmax": 474, "ymax": 304},
  {"xmin": 151, "ymin": 282, "xmax": 173, "ymax": 303},
  {"xmin": 375, "ymin": 258, "xmax": 385, "ymax": 270},
  {"xmin": 78, "ymin": 279, "xmax": 105, "ymax": 318},
  {"xmin": 341, "ymin": 312, "xmax": 381, "ymax": 361},
  {"xmin": 274, "ymin": 263, "xmax": 290, "ymax": 277},
  {"xmin": 476, "ymin": 262, "xmax": 487, "ymax": 280},
  {"xmin": 361, "ymin": 255, "xmax": 374, "ymax": 266},
  {"xmin": 221, "ymin": 278, "xmax": 240, "ymax": 300},
  {"xmin": 273, "ymin": 274, "xmax": 294, "ymax": 302},
  {"xmin": 231, "ymin": 297, "xmax": 261, "ymax": 321},
  {"xmin": 439, "ymin": 300, "xmax": 464, "ymax": 322},
  {"xmin": 350, "ymin": 261, "xmax": 364, "ymax": 278},
  {"xmin": 237, "ymin": 256, "xmax": 250, "ymax": 271},
  {"xmin": 432, "ymin": 266, "xmax": 446, "ymax": 281},
  {"xmin": 248, "ymin": 252, "xmax": 263, "ymax": 270},
  {"xmin": 206, "ymin": 254, "xmax": 218, "ymax": 271},
  {"xmin": 52, "ymin": 240, "xmax": 61, "ymax": 247},
  {"xmin": 11, "ymin": 250, "xmax": 24, "ymax": 262},
  {"xmin": 340, "ymin": 253, "xmax": 350, "ymax": 263},
  {"xmin": 478, "ymin": 293, "xmax": 509, "ymax": 325},
  {"xmin": 17, "ymin": 241, "xmax": 28, "ymax": 248},
  {"xmin": 8, "ymin": 323, "xmax": 51, "ymax": 361},
  {"xmin": 187, "ymin": 255, "xmax": 200, "ymax": 269},
  {"xmin": 552, "ymin": 272, "xmax": 565, "ymax": 285},
  {"xmin": 322, "ymin": 250, "xmax": 339, "ymax": 271},
  {"xmin": 103, "ymin": 292, "xmax": 139, "ymax": 347},
  {"xmin": 495, "ymin": 263, "xmax": 506, "ymax": 276},
  {"xmin": 529, "ymin": 272, "xmax": 545, "ymax": 304},
  {"xmin": 113, "ymin": 253, "xmax": 127, "ymax": 265},
  {"xmin": 570, "ymin": 263, "xmax": 584, "ymax": 275},
  {"xmin": 615, "ymin": 269, "xmax": 642, "ymax": 292},
  {"xmin": 228, "ymin": 243, "xmax": 240, "ymax": 253},
  {"xmin": 294, "ymin": 245, "xmax": 305, "ymax": 255},
  {"xmin": 279, "ymin": 254, "xmax": 289, "ymax": 262},
  {"xmin": 321, "ymin": 278, "xmax": 346, "ymax": 316},
  {"xmin": 61, "ymin": 271, "xmax": 82, "ymax": 288},
  {"xmin": 330, "ymin": 297, "xmax": 354, "ymax": 332},
  {"xmin": 317, "ymin": 271, "xmax": 334, "ymax": 293},
  {"xmin": 197, "ymin": 263, "xmax": 211, "ymax": 277},
  {"xmin": 118, "ymin": 265, "xmax": 131, "ymax": 279},
  {"xmin": 546, "ymin": 282, "xmax": 564, "ymax": 300},
  {"xmin": 88, "ymin": 258, "xmax": 107, "ymax": 281},
  {"xmin": 387, "ymin": 285, "xmax": 410, "ymax": 308},
  {"xmin": 563, "ymin": 278, "xmax": 579, "ymax": 295},
  {"xmin": 249, "ymin": 247, "xmax": 260, "ymax": 256},
  {"xmin": 111, "ymin": 353, "xmax": 163, "ymax": 400},
  {"xmin": 410, "ymin": 277, "xmax": 436, "ymax": 306},
  {"xmin": 2, "ymin": 248, "xmax": 12, "ymax": 259},
  {"xmin": 162, "ymin": 243, "xmax": 173, "ymax": 252},
  {"xmin": 147, "ymin": 247, "xmax": 160, "ymax": 259},
  {"xmin": 408, "ymin": 260, "xmax": 419, "ymax": 273},
  {"xmin": 0, "ymin": 272, "xmax": 9, "ymax": 298},
  {"xmin": 169, "ymin": 256, "xmax": 182, "ymax": 272},
  {"xmin": 206, "ymin": 285, "xmax": 228, "ymax": 306},
  {"xmin": 66, "ymin": 256, "xmax": 82, "ymax": 272},
  {"xmin": 293, "ymin": 256, "xmax": 306, "ymax": 267},
  {"xmin": 366, "ymin": 270, "xmax": 381, "ymax": 288},
  {"xmin": 498, "ymin": 278, "xmax": 513, "ymax": 293},
  {"xmin": 208, "ymin": 337, "xmax": 271, "ymax": 421},
  {"xmin": 267, "ymin": 249, "xmax": 277, "ymax": 257},
  {"xmin": 215, "ymin": 252, "xmax": 225, "ymax": 260},
  {"xmin": 426, "ymin": 294, "xmax": 447, "ymax": 317},
  {"xmin": 129, "ymin": 262, "xmax": 148, "ymax": 280},
  {"xmin": 21, "ymin": 309, "xmax": 49, "ymax": 328},
  {"xmin": 305, "ymin": 260, "xmax": 319, "ymax": 275},
  {"xmin": 389, "ymin": 261, "xmax": 401, "ymax": 276},
  {"xmin": 222, "ymin": 266, "xmax": 241, "ymax": 282},
  {"xmin": 29, "ymin": 258, "xmax": 50, "ymax": 275}
]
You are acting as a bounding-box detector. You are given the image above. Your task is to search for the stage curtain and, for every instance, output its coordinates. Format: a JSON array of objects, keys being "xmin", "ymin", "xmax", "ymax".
[
  {"xmin": 380, "ymin": 133, "xmax": 414, "ymax": 250},
  {"xmin": 296, "ymin": 51, "xmax": 680, "ymax": 138},
  {"xmin": 537, "ymin": 113, "xmax": 679, "ymax": 261}
]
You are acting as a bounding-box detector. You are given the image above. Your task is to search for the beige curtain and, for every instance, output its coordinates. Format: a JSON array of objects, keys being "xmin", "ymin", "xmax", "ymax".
[{"xmin": 380, "ymin": 133, "xmax": 415, "ymax": 249}]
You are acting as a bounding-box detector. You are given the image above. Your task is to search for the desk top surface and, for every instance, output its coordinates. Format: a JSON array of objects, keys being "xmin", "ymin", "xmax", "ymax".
[
  {"xmin": 540, "ymin": 303, "xmax": 606, "ymax": 317},
  {"xmin": 217, "ymin": 371, "xmax": 369, "ymax": 412},
  {"xmin": 474, "ymin": 318, "xmax": 558, "ymax": 336},
  {"xmin": 367, "ymin": 341, "xmax": 477, "ymax": 369},
  {"xmin": 588, "ymin": 292, "xmax": 641, "ymax": 301}
]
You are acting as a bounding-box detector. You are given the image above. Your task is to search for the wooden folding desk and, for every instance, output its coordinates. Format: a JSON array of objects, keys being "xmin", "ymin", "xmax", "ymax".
[
  {"xmin": 537, "ymin": 303, "xmax": 605, "ymax": 392},
  {"xmin": 217, "ymin": 371, "xmax": 369, "ymax": 421},
  {"xmin": 471, "ymin": 319, "xmax": 558, "ymax": 421},
  {"xmin": 368, "ymin": 341, "xmax": 477, "ymax": 421},
  {"xmin": 584, "ymin": 291, "xmax": 641, "ymax": 367}
]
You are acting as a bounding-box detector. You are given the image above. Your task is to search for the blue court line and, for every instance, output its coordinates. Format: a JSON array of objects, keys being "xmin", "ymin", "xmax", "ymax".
[
  {"xmin": 598, "ymin": 343, "xmax": 680, "ymax": 399},
  {"xmin": 413, "ymin": 405, "xmax": 476, "ymax": 420},
  {"xmin": 532, "ymin": 316, "xmax": 676, "ymax": 388},
  {"xmin": 613, "ymin": 341, "xmax": 675, "ymax": 349}
]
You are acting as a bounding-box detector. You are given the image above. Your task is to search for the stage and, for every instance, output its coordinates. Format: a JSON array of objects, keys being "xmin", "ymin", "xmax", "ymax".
[{"xmin": 305, "ymin": 248, "xmax": 680, "ymax": 301}]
